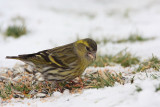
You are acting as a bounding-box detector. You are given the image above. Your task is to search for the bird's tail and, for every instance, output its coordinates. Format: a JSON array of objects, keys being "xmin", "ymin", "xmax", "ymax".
[{"xmin": 6, "ymin": 56, "xmax": 20, "ymax": 59}]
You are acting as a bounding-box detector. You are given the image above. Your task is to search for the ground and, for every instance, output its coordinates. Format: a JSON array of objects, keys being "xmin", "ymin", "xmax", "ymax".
[{"xmin": 0, "ymin": 0, "xmax": 160, "ymax": 107}]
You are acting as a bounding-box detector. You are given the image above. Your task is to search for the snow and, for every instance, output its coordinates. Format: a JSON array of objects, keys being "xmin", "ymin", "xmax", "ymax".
[{"xmin": 0, "ymin": 0, "xmax": 160, "ymax": 106}]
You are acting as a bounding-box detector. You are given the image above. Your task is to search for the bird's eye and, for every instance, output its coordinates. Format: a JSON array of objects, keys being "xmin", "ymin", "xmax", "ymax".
[{"xmin": 86, "ymin": 47, "xmax": 90, "ymax": 51}]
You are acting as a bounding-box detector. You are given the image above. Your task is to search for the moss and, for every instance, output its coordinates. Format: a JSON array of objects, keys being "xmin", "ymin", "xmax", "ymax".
[{"xmin": 5, "ymin": 25, "xmax": 27, "ymax": 38}]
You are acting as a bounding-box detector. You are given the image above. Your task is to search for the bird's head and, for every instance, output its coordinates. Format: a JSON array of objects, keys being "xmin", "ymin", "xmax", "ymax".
[{"xmin": 74, "ymin": 38, "xmax": 97, "ymax": 63}]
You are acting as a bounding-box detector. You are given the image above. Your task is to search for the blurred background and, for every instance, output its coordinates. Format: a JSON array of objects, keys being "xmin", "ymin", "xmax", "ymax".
[{"xmin": 0, "ymin": 0, "xmax": 160, "ymax": 67}]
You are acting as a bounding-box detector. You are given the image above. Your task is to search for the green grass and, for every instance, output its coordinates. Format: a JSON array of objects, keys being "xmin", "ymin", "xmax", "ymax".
[
  {"xmin": 113, "ymin": 50, "xmax": 140, "ymax": 67},
  {"xmin": 0, "ymin": 83, "xmax": 13, "ymax": 99},
  {"xmin": 0, "ymin": 81, "xmax": 54, "ymax": 100},
  {"xmin": 135, "ymin": 86, "xmax": 142, "ymax": 92},
  {"xmin": 85, "ymin": 33, "xmax": 155, "ymax": 45},
  {"xmin": 83, "ymin": 71, "xmax": 123, "ymax": 88},
  {"xmin": 116, "ymin": 33, "xmax": 155, "ymax": 43},
  {"xmin": 4, "ymin": 16, "xmax": 27, "ymax": 38},
  {"xmin": 91, "ymin": 54, "xmax": 113, "ymax": 67},
  {"xmin": 91, "ymin": 49, "xmax": 140, "ymax": 67},
  {"xmin": 0, "ymin": 82, "xmax": 32, "ymax": 99},
  {"xmin": 137, "ymin": 55, "xmax": 160, "ymax": 72},
  {"xmin": 5, "ymin": 25, "xmax": 27, "ymax": 38},
  {"xmin": 92, "ymin": 52, "xmax": 159, "ymax": 71},
  {"xmin": 12, "ymin": 83, "xmax": 32, "ymax": 94}
]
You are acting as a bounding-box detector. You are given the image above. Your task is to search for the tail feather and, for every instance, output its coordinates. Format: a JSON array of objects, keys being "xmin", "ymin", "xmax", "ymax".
[
  {"xmin": 6, "ymin": 54, "xmax": 34, "ymax": 60},
  {"xmin": 6, "ymin": 56, "xmax": 19, "ymax": 59}
]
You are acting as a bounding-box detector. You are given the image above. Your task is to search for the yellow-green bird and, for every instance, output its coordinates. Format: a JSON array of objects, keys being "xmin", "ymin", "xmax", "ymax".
[{"xmin": 6, "ymin": 38, "xmax": 97, "ymax": 82}]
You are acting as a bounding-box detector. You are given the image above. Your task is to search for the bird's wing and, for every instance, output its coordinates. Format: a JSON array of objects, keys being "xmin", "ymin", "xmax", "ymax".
[
  {"xmin": 7, "ymin": 43, "xmax": 78, "ymax": 69},
  {"xmin": 47, "ymin": 43, "xmax": 78, "ymax": 68}
]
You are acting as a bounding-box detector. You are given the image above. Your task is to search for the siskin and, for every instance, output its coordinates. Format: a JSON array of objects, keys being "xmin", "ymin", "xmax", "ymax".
[{"xmin": 6, "ymin": 38, "xmax": 97, "ymax": 82}]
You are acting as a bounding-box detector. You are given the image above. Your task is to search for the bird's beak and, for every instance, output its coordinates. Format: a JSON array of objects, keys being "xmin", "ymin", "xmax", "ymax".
[{"xmin": 88, "ymin": 52, "xmax": 96, "ymax": 60}]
